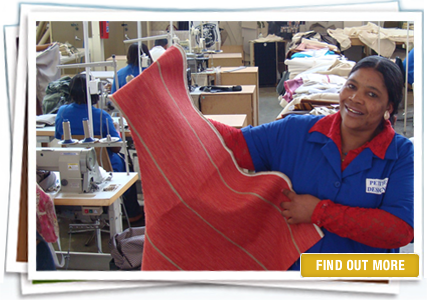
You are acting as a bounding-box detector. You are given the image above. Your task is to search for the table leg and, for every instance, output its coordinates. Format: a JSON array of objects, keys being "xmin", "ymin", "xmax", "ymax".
[
  {"xmin": 108, "ymin": 199, "xmax": 123, "ymax": 238},
  {"xmin": 96, "ymin": 219, "xmax": 102, "ymax": 253}
]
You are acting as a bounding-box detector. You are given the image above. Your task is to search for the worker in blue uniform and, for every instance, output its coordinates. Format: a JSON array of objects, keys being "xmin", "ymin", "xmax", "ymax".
[
  {"xmin": 210, "ymin": 55, "xmax": 414, "ymax": 270},
  {"xmin": 110, "ymin": 43, "xmax": 152, "ymax": 94},
  {"xmin": 55, "ymin": 74, "xmax": 144, "ymax": 223}
]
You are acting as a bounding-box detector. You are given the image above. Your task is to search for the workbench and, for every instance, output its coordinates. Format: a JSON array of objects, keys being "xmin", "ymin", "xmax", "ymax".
[
  {"xmin": 51, "ymin": 172, "xmax": 138, "ymax": 270},
  {"xmin": 206, "ymin": 53, "xmax": 243, "ymax": 68},
  {"xmin": 196, "ymin": 85, "xmax": 258, "ymax": 126},
  {"xmin": 54, "ymin": 171, "xmax": 138, "ymax": 236}
]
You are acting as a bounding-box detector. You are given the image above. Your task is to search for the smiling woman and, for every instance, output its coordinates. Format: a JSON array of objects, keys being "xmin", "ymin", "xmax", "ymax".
[
  {"xmin": 339, "ymin": 56, "xmax": 404, "ymax": 160},
  {"xmin": 210, "ymin": 55, "xmax": 414, "ymax": 270}
]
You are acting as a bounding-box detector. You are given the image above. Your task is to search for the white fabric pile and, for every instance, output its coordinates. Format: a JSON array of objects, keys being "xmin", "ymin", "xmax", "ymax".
[
  {"xmin": 285, "ymin": 55, "xmax": 355, "ymax": 80},
  {"xmin": 328, "ymin": 22, "xmax": 414, "ymax": 57}
]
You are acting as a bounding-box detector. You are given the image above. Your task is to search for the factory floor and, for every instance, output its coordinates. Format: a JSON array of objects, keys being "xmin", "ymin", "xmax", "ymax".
[{"xmin": 54, "ymin": 84, "xmax": 415, "ymax": 271}]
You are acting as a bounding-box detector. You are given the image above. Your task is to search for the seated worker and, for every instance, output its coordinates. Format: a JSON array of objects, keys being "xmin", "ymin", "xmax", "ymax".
[
  {"xmin": 210, "ymin": 55, "xmax": 414, "ymax": 270},
  {"xmin": 149, "ymin": 38, "xmax": 168, "ymax": 62},
  {"xmin": 55, "ymin": 74, "xmax": 144, "ymax": 223},
  {"xmin": 110, "ymin": 43, "xmax": 152, "ymax": 94}
]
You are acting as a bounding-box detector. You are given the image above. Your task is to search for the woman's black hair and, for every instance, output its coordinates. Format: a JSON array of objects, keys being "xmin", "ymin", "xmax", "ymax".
[
  {"xmin": 126, "ymin": 42, "xmax": 153, "ymax": 66},
  {"xmin": 349, "ymin": 55, "xmax": 404, "ymax": 122},
  {"xmin": 154, "ymin": 38, "xmax": 168, "ymax": 47},
  {"xmin": 68, "ymin": 74, "xmax": 99, "ymax": 105}
]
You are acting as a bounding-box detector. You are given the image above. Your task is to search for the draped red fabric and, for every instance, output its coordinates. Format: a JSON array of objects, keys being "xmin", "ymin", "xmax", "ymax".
[{"xmin": 110, "ymin": 45, "xmax": 323, "ymax": 271}]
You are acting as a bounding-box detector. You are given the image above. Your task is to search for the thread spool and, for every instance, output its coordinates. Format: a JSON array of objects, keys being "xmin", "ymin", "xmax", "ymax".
[
  {"xmin": 83, "ymin": 118, "xmax": 90, "ymax": 138},
  {"xmin": 99, "ymin": 134, "xmax": 120, "ymax": 143},
  {"xmin": 99, "ymin": 117, "xmax": 120, "ymax": 143},
  {"xmin": 141, "ymin": 54, "xmax": 149, "ymax": 68},
  {"xmin": 59, "ymin": 119, "xmax": 78, "ymax": 145},
  {"xmin": 79, "ymin": 118, "xmax": 98, "ymax": 143},
  {"xmin": 200, "ymin": 38, "xmax": 206, "ymax": 50},
  {"xmin": 63, "ymin": 120, "xmax": 71, "ymax": 140},
  {"xmin": 215, "ymin": 41, "xmax": 220, "ymax": 51}
]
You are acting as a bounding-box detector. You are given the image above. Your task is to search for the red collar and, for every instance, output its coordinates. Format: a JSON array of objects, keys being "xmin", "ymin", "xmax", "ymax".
[{"xmin": 309, "ymin": 112, "xmax": 395, "ymax": 160}]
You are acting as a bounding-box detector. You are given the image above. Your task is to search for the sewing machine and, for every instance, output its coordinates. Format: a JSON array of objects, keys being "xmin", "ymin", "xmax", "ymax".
[{"xmin": 36, "ymin": 147, "xmax": 104, "ymax": 193}]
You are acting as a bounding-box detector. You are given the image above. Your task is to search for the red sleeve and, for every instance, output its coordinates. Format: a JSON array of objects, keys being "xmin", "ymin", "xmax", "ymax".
[
  {"xmin": 311, "ymin": 200, "xmax": 414, "ymax": 249},
  {"xmin": 209, "ymin": 119, "xmax": 255, "ymax": 170}
]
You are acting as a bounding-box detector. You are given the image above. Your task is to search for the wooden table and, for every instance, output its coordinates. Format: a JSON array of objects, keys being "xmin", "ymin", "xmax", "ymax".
[
  {"xmin": 49, "ymin": 172, "xmax": 138, "ymax": 269},
  {"xmin": 53, "ymin": 172, "xmax": 139, "ymax": 238},
  {"xmin": 206, "ymin": 53, "xmax": 243, "ymax": 68},
  {"xmin": 216, "ymin": 67, "xmax": 259, "ymax": 126},
  {"xmin": 219, "ymin": 66, "xmax": 259, "ymax": 86},
  {"xmin": 198, "ymin": 85, "xmax": 258, "ymax": 126},
  {"xmin": 36, "ymin": 125, "xmax": 57, "ymax": 144},
  {"xmin": 53, "ymin": 172, "xmax": 138, "ymax": 207}
]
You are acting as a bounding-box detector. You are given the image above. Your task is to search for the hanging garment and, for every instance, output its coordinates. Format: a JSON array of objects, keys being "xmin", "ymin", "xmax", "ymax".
[
  {"xmin": 36, "ymin": 43, "xmax": 61, "ymax": 109},
  {"xmin": 110, "ymin": 45, "xmax": 323, "ymax": 271},
  {"xmin": 36, "ymin": 184, "xmax": 59, "ymax": 244}
]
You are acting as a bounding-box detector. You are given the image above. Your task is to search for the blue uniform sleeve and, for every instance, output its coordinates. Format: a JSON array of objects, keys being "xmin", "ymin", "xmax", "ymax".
[
  {"xmin": 110, "ymin": 77, "xmax": 117, "ymax": 94},
  {"xmin": 54, "ymin": 107, "xmax": 65, "ymax": 140},
  {"xmin": 241, "ymin": 121, "xmax": 281, "ymax": 172},
  {"xmin": 379, "ymin": 138, "xmax": 414, "ymax": 228},
  {"xmin": 241, "ymin": 115, "xmax": 320, "ymax": 172}
]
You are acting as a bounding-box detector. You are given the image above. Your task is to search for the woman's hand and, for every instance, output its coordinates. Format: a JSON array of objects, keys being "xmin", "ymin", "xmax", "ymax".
[{"xmin": 280, "ymin": 189, "xmax": 321, "ymax": 224}]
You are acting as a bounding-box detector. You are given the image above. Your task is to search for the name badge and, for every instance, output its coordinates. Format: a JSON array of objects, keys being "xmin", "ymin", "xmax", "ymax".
[{"xmin": 366, "ymin": 178, "xmax": 389, "ymax": 195}]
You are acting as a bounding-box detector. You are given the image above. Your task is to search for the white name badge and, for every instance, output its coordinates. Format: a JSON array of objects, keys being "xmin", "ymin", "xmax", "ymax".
[{"xmin": 366, "ymin": 178, "xmax": 389, "ymax": 194}]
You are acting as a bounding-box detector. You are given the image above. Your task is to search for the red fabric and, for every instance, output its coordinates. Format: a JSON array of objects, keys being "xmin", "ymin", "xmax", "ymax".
[
  {"xmin": 111, "ymin": 45, "xmax": 323, "ymax": 271},
  {"xmin": 309, "ymin": 112, "xmax": 395, "ymax": 171},
  {"xmin": 208, "ymin": 118, "xmax": 255, "ymax": 170},
  {"xmin": 36, "ymin": 184, "xmax": 59, "ymax": 243},
  {"xmin": 312, "ymin": 200, "xmax": 414, "ymax": 249}
]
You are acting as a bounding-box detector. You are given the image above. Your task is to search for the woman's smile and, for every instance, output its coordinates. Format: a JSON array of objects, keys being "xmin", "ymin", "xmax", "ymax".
[{"xmin": 344, "ymin": 104, "xmax": 364, "ymax": 116}]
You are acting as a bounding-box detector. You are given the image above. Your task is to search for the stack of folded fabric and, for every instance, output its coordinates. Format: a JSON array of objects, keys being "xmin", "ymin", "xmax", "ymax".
[
  {"xmin": 58, "ymin": 43, "xmax": 71, "ymax": 56},
  {"xmin": 58, "ymin": 42, "xmax": 79, "ymax": 56}
]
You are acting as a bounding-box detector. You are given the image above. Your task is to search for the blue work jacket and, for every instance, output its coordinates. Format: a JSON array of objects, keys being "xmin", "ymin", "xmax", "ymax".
[
  {"xmin": 242, "ymin": 114, "xmax": 414, "ymax": 270},
  {"xmin": 55, "ymin": 103, "xmax": 125, "ymax": 172}
]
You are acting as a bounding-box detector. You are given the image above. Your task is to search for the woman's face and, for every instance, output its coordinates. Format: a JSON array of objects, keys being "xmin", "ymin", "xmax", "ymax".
[{"xmin": 339, "ymin": 67, "xmax": 392, "ymax": 136}]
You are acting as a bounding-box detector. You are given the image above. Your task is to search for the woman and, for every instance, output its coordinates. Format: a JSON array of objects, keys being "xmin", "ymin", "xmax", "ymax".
[
  {"xmin": 210, "ymin": 55, "xmax": 414, "ymax": 270},
  {"xmin": 149, "ymin": 38, "xmax": 168, "ymax": 62},
  {"xmin": 55, "ymin": 74, "xmax": 143, "ymax": 223},
  {"xmin": 110, "ymin": 43, "xmax": 153, "ymax": 94}
]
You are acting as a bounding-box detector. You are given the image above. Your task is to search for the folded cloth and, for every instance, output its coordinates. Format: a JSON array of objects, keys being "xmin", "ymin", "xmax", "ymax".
[
  {"xmin": 36, "ymin": 114, "xmax": 56, "ymax": 126},
  {"xmin": 283, "ymin": 78, "xmax": 304, "ymax": 103},
  {"xmin": 111, "ymin": 45, "xmax": 323, "ymax": 271}
]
